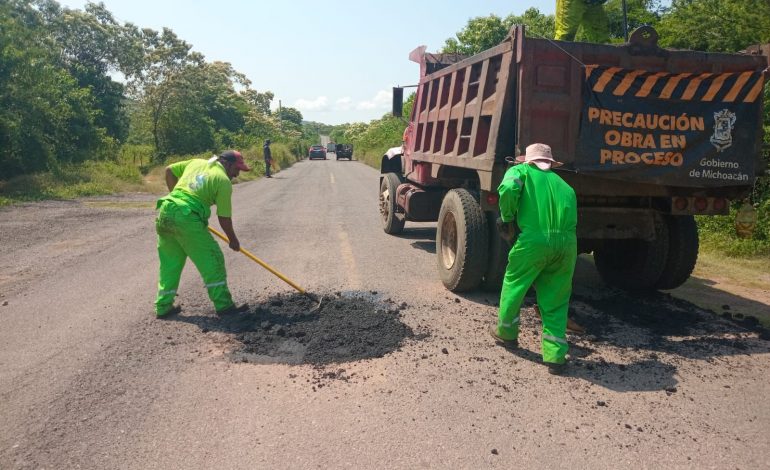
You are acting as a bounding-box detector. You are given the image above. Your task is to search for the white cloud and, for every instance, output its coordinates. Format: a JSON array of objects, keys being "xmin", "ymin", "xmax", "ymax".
[
  {"xmin": 294, "ymin": 96, "xmax": 330, "ymax": 112},
  {"xmin": 356, "ymin": 90, "xmax": 391, "ymax": 110},
  {"xmin": 336, "ymin": 97, "xmax": 353, "ymax": 111}
]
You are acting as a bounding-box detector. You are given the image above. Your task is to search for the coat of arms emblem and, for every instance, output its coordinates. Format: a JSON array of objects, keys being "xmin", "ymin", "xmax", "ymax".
[{"xmin": 710, "ymin": 109, "xmax": 736, "ymax": 152}]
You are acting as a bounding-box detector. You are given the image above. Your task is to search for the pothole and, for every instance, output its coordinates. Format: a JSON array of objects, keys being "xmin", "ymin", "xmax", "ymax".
[{"xmin": 213, "ymin": 292, "xmax": 415, "ymax": 365}]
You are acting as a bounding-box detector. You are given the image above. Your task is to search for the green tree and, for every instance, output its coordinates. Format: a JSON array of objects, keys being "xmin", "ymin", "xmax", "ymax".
[
  {"xmin": 242, "ymin": 89, "xmax": 275, "ymax": 115},
  {"xmin": 441, "ymin": 9, "xmax": 554, "ymax": 54},
  {"xmin": 277, "ymin": 107, "xmax": 304, "ymax": 127},
  {"xmin": 0, "ymin": 0, "xmax": 111, "ymax": 177},
  {"xmin": 656, "ymin": 0, "xmax": 770, "ymax": 52},
  {"xmin": 151, "ymin": 61, "xmax": 253, "ymax": 155},
  {"xmin": 34, "ymin": 1, "xmax": 146, "ymax": 142},
  {"xmin": 603, "ymin": 0, "xmax": 662, "ymax": 42},
  {"xmin": 506, "ymin": 7, "xmax": 555, "ymax": 40},
  {"xmin": 133, "ymin": 27, "xmax": 204, "ymax": 157},
  {"xmin": 442, "ymin": 15, "xmax": 509, "ymax": 55}
]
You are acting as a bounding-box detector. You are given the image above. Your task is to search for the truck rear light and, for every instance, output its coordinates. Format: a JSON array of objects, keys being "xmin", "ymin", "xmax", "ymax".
[
  {"xmin": 486, "ymin": 193, "xmax": 499, "ymax": 206},
  {"xmin": 674, "ymin": 197, "xmax": 688, "ymax": 211},
  {"xmin": 693, "ymin": 197, "xmax": 708, "ymax": 212},
  {"xmin": 712, "ymin": 198, "xmax": 727, "ymax": 211}
]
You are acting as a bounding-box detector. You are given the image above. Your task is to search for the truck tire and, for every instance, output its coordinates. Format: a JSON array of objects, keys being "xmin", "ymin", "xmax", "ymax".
[
  {"xmin": 436, "ymin": 189, "xmax": 489, "ymax": 292},
  {"xmin": 654, "ymin": 215, "xmax": 698, "ymax": 290},
  {"xmin": 380, "ymin": 173, "xmax": 405, "ymax": 234},
  {"xmin": 480, "ymin": 212, "xmax": 512, "ymax": 292},
  {"xmin": 594, "ymin": 216, "xmax": 669, "ymax": 292}
]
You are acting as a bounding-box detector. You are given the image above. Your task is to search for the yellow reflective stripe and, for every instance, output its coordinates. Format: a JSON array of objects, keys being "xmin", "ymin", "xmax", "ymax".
[
  {"xmin": 500, "ymin": 317, "xmax": 520, "ymax": 328},
  {"xmin": 543, "ymin": 334, "xmax": 567, "ymax": 344}
]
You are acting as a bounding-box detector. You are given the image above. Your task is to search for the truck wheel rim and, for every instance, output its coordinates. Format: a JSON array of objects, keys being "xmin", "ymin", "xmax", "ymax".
[
  {"xmin": 440, "ymin": 211, "xmax": 458, "ymax": 269},
  {"xmin": 379, "ymin": 188, "xmax": 390, "ymax": 221}
]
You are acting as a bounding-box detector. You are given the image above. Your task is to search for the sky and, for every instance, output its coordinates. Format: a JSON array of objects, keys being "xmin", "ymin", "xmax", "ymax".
[{"xmin": 58, "ymin": 0, "xmax": 557, "ymax": 125}]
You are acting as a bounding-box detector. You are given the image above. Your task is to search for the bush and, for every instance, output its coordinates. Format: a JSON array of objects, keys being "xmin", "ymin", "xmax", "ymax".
[{"xmin": 697, "ymin": 202, "xmax": 770, "ymax": 258}]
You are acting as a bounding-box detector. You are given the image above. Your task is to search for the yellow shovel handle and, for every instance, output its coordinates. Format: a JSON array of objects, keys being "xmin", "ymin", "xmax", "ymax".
[{"xmin": 208, "ymin": 226, "xmax": 306, "ymax": 294}]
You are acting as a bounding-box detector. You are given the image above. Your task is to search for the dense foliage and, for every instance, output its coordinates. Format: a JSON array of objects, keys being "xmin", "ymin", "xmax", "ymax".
[{"xmin": 0, "ymin": 0, "xmax": 307, "ymax": 182}]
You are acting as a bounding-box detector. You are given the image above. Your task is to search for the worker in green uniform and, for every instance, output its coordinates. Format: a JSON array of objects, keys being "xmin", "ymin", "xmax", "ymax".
[
  {"xmin": 555, "ymin": 0, "xmax": 610, "ymax": 43},
  {"xmin": 154, "ymin": 150, "xmax": 251, "ymax": 318},
  {"xmin": 490, "ymin": 143, "xmax": 578, "ymax": 375}
]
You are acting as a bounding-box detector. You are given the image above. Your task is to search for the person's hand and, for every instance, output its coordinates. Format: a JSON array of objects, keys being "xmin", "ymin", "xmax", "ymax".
[
  {"xmin": 228, "ymin": 238, "xmax": 240, "ymax": 252},
  {"xmin": 496, "ymin": 217, "xmax": 515, "ymax": 242}
]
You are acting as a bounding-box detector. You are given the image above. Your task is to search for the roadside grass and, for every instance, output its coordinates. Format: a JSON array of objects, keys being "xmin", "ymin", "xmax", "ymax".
[
  {"xmin": 0, "ymin": 143, "xmax": 302, "ymax": 207},
  {"xmin": 233, "ymin": 142, "xmax": 298, "ymax": 183},
  {"xmin": 351, "ymin": 144, "xmax": 390, "ymax": 170},
  {"xmin": 0, "ymin": 161, "xmax": 147, "ymax": 205},
  {"xmin": 696, "ymin": 206, "xmax": 770, "ymax": 258},
  {"xmin": 694, "ymin": 249, "xmax": 770, "ymax": 290}
]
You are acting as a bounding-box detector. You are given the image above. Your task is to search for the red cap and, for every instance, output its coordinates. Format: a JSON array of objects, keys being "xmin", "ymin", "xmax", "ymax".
[{"xmin": 220, "ymin": 150, "xmax": 251, "ymax": 171}]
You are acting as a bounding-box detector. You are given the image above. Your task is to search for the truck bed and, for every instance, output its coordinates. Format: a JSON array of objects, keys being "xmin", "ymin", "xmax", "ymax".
[{"xmin": 406, "ymin": 26, "xmax": 767, "ymax": 198}]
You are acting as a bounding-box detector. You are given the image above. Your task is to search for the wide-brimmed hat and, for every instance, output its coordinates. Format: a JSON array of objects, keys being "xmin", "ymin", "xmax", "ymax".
[
  {"xmin": 515, "ymin": 143, "xmax": 563, "ymax": 170},
  {"xmin": 220, "ymin": 150, "xmax": 251, "ymax": 171}
]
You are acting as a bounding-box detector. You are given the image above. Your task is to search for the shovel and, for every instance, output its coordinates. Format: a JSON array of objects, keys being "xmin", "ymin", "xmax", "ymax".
[{"xmin": 208, "ymin": 226, "xmax": 326, "ymax": 312}]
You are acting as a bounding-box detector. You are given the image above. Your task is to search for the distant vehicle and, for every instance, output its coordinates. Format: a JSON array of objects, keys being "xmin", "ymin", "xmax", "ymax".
[
  {"xmin": 327, "ymin": 142, "xmax": 336, "ymax": 153},
  {"xmin": 336, "ymin": 143, "xmax": 353, "ymax": 160},
  {"xmin": 308, "ymin": 145, "xmax": 327, "ymax": 160}
]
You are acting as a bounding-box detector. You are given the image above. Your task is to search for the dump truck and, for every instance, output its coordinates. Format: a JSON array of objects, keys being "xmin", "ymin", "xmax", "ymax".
[{"xmin": 379, "ymin": 26, "xmax": 768, "ymax": 292}]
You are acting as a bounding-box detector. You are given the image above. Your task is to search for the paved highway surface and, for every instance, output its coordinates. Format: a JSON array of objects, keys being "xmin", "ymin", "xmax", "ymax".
[{"xmin": 1, "ymin": 158, "xmax": 769, "ymax": 469}]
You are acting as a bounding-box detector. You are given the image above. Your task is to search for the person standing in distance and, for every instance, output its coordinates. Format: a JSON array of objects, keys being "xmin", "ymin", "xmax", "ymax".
[
  {"xmin": 490, "ymin": 143, "xmax": 578, "ymax": 375},
  {"xmin": 555, "ymin": 0, "xmax": 610, "ymax": 43},
  {"xmin": 154, "ymin": 150, "xmax": 251, "ymax": 318},
  {"xmin": 263, "ymin": 139, "xmax": 273, "ymax": 178}
]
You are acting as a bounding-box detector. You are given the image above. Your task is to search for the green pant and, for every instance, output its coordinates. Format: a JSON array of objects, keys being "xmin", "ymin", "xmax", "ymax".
[
  {"xmin": 495, "ymin": 232, "xmax": 577, "ymax": 364},
  {"xmin": 555, "ymin": 0, "xmax": 610, "ymax": 43},
  {"xmin": 155, "ymin": 200, "xmax": 234, "ymax": 315}
]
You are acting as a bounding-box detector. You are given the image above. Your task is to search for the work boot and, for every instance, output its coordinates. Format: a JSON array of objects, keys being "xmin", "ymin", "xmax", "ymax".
[
  {"xmin": 567, "ymin": 318, "xmax": 586, "ymax": 335},
  {"xmin": 547, "ymin": 361, "xmax": 567, "ymax": 375},
  {"xmin": 489, "ymin": 326, "xmax": 518, "ymax": 349},
  {"xmin": 156, "ymin": 304, "xmax": 182, "ymax": 319},
  {"xmin": 216, "ymin": 303, "xmax": 249, "ymax": 316}
]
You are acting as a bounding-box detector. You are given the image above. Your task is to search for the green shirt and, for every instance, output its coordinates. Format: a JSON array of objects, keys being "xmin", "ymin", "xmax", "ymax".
[
  {"xmin": 497, "ymin": 163, "xmax": 577, "ymax": 235},
  {"xmin": 164, "ymin": 157, "xmax": 233, "ymax": 219}
]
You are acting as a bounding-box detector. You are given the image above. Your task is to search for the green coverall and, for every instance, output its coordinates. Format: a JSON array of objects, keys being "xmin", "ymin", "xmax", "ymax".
[
  {"xmin": 154, "ymin": 158, "xmax": 236, "ymax": 316},
  {"xmin": 555, "ymin": 0, "xmax": 610, "ymax": 43},
  {"xmin": 494, "ymin": 163, "xmax": 578, "ymax": 364}
]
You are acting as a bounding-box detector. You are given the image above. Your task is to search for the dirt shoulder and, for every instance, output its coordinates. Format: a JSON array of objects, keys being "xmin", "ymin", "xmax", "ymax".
[{"xmin": 673, "ymin": 252, "xmax": 770, "ymax": 327}]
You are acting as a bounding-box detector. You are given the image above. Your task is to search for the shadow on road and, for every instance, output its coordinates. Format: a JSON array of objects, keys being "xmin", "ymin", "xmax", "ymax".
[
  {"xmin": 393, "ymin": 227, "xmax": 437, "ymax": 254},
  {"xmin": 462, "ymin": 256, "xmax": 770, "ymax": 392}
]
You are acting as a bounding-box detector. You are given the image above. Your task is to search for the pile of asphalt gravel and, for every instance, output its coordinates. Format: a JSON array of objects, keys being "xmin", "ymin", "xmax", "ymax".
[
  {"xmin": 571, "ymin": 291, "xmax": 769, "ymax": 340},
  {"xmin": 215, "ymin": 292, "xmax": 415, "ymax": 365}
]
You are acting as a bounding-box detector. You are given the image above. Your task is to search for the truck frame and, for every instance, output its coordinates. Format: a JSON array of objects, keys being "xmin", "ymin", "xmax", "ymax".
[{"xmin": 380, "ymin": 26, "xmax": 768, "ymax": 292}]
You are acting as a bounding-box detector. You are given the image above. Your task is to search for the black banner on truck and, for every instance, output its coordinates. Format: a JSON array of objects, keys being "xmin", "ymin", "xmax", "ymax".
[{"xmin": 576, "ymin": 65, "xmax": 764, "ymax": 187}]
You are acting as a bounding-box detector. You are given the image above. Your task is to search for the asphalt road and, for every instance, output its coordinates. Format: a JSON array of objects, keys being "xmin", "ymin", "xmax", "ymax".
[{"xmin": 1, "ymin": 158, "xmax": 769, "ymax": 469}]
